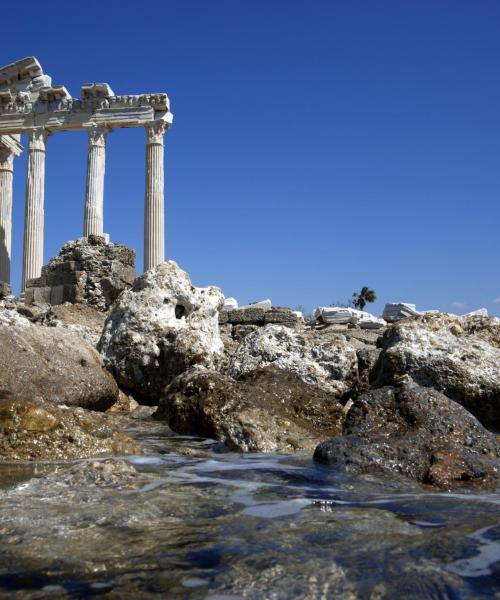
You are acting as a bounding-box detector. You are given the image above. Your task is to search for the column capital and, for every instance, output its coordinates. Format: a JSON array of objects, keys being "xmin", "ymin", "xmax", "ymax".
[
  {"xmin": 145, "ymin": 121, "xmax": 167, "ymax": 145},
  {"xmin": 87, "ymin": 124, "xmax": 111, "ymax": 148},
  {"xmin": 0, "ymin": 148, "xmax": 14, "ymax": 171},
  {"xmin": 27, "ymin": 128, "xmax": 50, "ymax": 151}
]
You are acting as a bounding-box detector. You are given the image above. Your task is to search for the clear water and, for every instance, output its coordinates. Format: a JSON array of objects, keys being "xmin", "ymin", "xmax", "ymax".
[{"xmin": 0, "ymin": 417, "xmax": 499, "ymax": 599}]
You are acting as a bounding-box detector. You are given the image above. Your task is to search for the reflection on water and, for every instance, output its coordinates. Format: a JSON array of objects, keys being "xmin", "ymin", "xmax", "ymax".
[{"xmin": 0, "ymin": 417, "xmax": 499, "ymax": 599}]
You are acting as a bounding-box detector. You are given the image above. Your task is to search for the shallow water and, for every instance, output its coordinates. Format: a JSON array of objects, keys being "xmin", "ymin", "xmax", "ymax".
[{"xmin": 0, "ymin": 418, "xmax": 499, "ymax": 599}]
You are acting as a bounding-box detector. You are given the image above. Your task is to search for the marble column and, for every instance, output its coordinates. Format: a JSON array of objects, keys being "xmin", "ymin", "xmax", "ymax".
[
  {"xmin": 83, "ymin": 125, "xmax": 108, "ymax": 237},
  {"xmin": 0, "ymin": 149, "xmax": 14, "ymax": 285},
  {"xmin": 144, "ymin": 121, "xmax": 166, "ymax": 272},
  {"xmin": 22, "ymin": 128, "xmax": 48, "ymax": 291}
]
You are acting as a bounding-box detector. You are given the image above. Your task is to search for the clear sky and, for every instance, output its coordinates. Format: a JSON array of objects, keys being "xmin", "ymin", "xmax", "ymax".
[{"xmin": 2, "ymin": 0, "xmax": 500, "ymax": 316}]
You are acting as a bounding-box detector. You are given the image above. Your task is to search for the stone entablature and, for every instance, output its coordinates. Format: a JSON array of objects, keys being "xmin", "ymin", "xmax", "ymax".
[{"xmin": 0, "ymin": 56, "xmax": 173, "ymax": 290}]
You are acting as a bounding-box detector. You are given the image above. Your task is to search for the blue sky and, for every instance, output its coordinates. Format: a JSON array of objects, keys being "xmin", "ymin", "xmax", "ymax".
[{"xmin": 2, "ymin": 0, "xmax": 500, "ymax": 316}]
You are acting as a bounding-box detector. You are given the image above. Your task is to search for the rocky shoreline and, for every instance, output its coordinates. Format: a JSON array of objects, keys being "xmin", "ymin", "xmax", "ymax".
[{"xmin": 1, "ymin": 237, "xmax": 499, "ymax": 490}]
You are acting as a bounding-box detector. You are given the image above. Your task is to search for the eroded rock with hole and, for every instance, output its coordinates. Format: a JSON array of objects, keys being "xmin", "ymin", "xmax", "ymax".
[
  {"xmin": 374, "ymin": 314, "xmax": 500, "ymax": 430},
  {"xmin": 156, "ymin": 367, "xmax": 345, "ymax": 453},
  {"xmin": 314, "ymin": 384, "xmax": 500, "ymax": 489},
  {"xmin": 98, "ymin": 261, "xmax": 224, "ymax": 401}
]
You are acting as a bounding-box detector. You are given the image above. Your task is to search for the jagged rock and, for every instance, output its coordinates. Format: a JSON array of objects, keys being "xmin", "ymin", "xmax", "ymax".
[
  {"xmin": 314, "ymin": 384, "xmax": 500, "ymax": 489},
  {"xmin": 228, "ymin": 325, "xmax": 358, "ymax": 398},
  {"xmin": 98, "ymin": 261, "xmax": 225, "ymax": 402},
  {"xmin": 24, "ymin": 235, "xmax": 136, "ymax": 312},
  {"xmin": 0, "ymin": 392, "xmax": 139, "ymax": 460},
  {"xmin": 374, "ymin": 314, "xmax": 500, "ymax": 430},
  {"xmin": 156, "ymin": 367, "xmax": 345, "ymax": 453},
  {"xmin": 0, "ymin": 320, "xmax": 119, "ymax": 410}
]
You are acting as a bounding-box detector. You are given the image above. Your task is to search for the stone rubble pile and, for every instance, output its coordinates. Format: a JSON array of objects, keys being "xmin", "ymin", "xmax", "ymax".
[
  {"xmin": 219, "ymin": 298, "xmax": 300, "ymax": 328},
  {"xmin": 25, "ymin": 235, "xmax": 136, "ymax": 311}
]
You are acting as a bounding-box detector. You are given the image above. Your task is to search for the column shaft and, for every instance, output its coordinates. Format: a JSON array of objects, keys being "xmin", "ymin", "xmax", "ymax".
[
  {"xmin": 144, "ymin": 122, "xmax": 166, "ymax": 271},
  {"xmin": 0, "ymin": 150, "xmax": 14, "ymax": 284},
  {"xmin": 22, "ymin": 129, "xmax": 48, "ymax": 290},
  {"xmin": 83, "ymin": 126, "xmax": 107, "ymax": 237}
]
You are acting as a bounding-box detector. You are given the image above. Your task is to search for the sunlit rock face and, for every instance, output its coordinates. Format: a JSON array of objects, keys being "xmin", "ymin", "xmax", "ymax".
[
  {"xmin": 0, "ymin": 316, "xmax": 119, "ymax": 410},
  {"xmin": 314, "ymin": 384, "xmax": 500, "ymax": 490},
  {"xmin": 374, "ymin": 313, "xmax": 500, "ymax": 430},
  {"xmin": 228, "ymin": 324, "xmax": 358, "ymax": 399},
  {"xmin": 98, "ymin": 261, "xmax": 225, "ymax": 402}
]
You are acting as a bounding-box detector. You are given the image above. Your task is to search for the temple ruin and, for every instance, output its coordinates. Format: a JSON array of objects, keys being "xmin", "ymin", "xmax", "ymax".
[{"xmin": 0, "ymin": 57, "xmax": 173, "ymax": 291}]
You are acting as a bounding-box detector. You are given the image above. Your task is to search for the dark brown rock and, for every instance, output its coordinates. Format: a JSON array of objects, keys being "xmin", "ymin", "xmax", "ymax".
[
  {"xmin": 156, "ymin": 367, "xmax": 345, "ymax": 453},
  {"xmin": 314, "ymin": 384, "xmax": 500, "ymax": 489},
  {"xmin": 0, "ymin": 392, "xmax": 139, "ymax": 460}
]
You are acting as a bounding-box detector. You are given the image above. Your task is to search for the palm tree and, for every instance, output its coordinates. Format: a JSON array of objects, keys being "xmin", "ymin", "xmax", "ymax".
[{"xmin": 352, "ymin": 286, "xmax": 376, "ymax": 311}]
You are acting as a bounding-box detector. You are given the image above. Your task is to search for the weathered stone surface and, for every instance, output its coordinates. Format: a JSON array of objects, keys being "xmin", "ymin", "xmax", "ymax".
[
  {"xmin": 0, "ymin": 321, "xmax": 119, "ymax": 410},
  {"xmin": 225, "ymin": 307, "xmax": 267, "ymax": 324},
  {"xmin": 0, "ymin": 392, "xmax": 139, "ymax": 460},
  {"xmin": 264, "ymin": 307, "xmax": 300, "ymax": 326},
  {"xmin": 314, "ymin": 384, "xmax": 500, "ymax": 489},
  {"xmin": 34, "ymin": 303, "xmax": 106, "ymax": 347},
  {"xmin": 229, "ymin": 325, "xmax": 358, "ymax": 398},
  {"xmin": 98, "ymin": 261, "xmax": 224, "ymax": 402},
  {"xmin": 156, "ymin": 367, "xmax": 345, "ymax": 453},
  {"xmin": 25, "ymin": 235, "xmax": 136, "ymax": 312},
  {"xmin": 221, "ymin": 306, "xmax": 299, "ymax": 327},
  {"xmin": 375, "ymin": 314, "xmax": 500, "ymax": 430}
]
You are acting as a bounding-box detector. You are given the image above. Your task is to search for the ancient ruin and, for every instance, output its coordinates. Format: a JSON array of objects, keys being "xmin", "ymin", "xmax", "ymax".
[{"xmin": 0, "ymin": 57, "xmax": 173, "ymax": 290}]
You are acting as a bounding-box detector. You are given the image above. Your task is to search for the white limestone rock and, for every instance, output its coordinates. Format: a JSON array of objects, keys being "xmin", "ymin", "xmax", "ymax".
[
  {"xmin": 228, "ymin": 324, "xmax": 358, "ymax": 397},
  {"xmin": 376, "ymin": 313, "xmax": 500, "ymax": 430},
  {"xmin": 98, "ymin": 261, "xmax": 225, "ymax": 401}
]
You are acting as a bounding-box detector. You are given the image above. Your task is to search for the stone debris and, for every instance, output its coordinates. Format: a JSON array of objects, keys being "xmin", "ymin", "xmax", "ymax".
[
  {"xmin": 464, "ymin": 308, "xmax": 489, "ymax": 317},
  {"xmin": 24, "ymin": 235, "xmax": 136, "ymax": 312},
  {"xmin": 242, "ymin": 299, "xmax": 272, "ymax": 310},
  {"xmin": 382, "ymin": 302, "xmax": 421, "ymax": 322},
  {"xmin": 314, "ymin": 306, "xmax": 386, "ymax": 329},
  {"xmin": 98, "ymin": 260, "xmax": 224, "ymax": 401},
  {"xmin": 223, "ymin": 297, "xmax": 238, "ymax": 310}
]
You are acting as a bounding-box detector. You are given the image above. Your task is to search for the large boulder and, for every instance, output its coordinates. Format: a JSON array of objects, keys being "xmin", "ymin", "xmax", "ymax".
[
  {"xmin": 228, "ymin": 325, "xmax": 358, "ymax": 398},
  {"xmin": 0, "ymin": 392, "xmax": 139, "ymax": 460},
  {"xmin": 314, "ymin": 384, "xmax": 500, "ymax": 489},
  {"xmin": 156, "ymin": 367, "xmax": 345, "ymax": 453},
  {"xmin": 98, "ymin": 261, "xmax": 225, "ymax": 401},
  {"xmin": 374, "ymin": 314, "xmax": 500, "ymax": 430},
  {"xmin": 24, "ymin": 235, "xmax": 136, "ymax": 311},
  {"xmin": 0, "ymin": 317, "xmax": 119, "ymax": 410}
]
